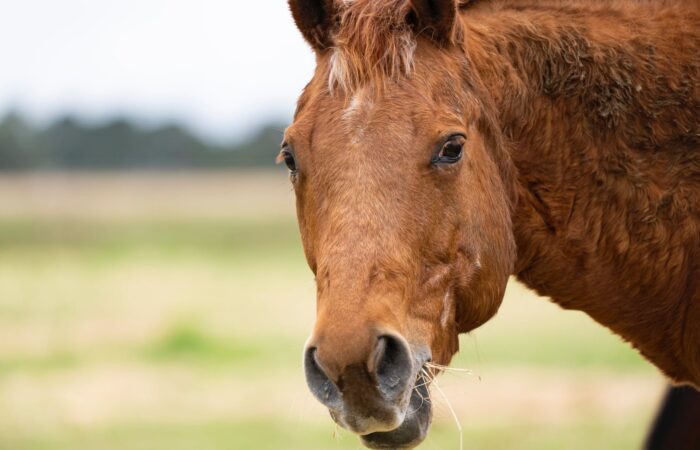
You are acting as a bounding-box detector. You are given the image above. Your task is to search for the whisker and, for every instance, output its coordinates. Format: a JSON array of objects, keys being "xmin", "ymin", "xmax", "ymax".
[
  {"xmin": 425, "ymin": 362, "xmax": 480, "ymax": 381},
  {"xmin": 425, "ymin": 362, "xmax": 474, "ymax": 375},
  {"xmin": 431, "ymin": 378, "xmax": 464, "ymax": 450},
  {"xmin": 407, "ymin": 396, "xmax": 428, "ymax": 415},
  {"xmin": 421, "ymin": 366, "xmax": 437, "ymax": 380},
  {"xmin": 414, "ymin": 379, "xmax": 431, "ymax": 393},
  {"xmin": 408, "ymin": 371, "xmax": 432, "ymax": 413},
  {"xmin": 419, "ymin": 368, "xmax": 437, "ymax": 388},
  {"xmin": 414, "ymin": 379, "xmax": 432, "ymax": 390},
  {"xmin": 407, "ymin": 394, "xmax": 430, "ymax": 415},
  {"xmin": 409, "ymin": 369, "xmax": 437, "ymax": 412}
]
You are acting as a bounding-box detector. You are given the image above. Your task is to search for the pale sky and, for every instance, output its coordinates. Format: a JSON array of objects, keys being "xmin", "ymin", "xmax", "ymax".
[{"xmin": 0, "ymin": 0, "xmax": 316, "ymax": 141}]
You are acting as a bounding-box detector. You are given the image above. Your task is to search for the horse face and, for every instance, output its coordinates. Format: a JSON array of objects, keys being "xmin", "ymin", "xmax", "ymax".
[{"xmin": 285, "ymin": 0, "xmax": 516, "ymax": 447}]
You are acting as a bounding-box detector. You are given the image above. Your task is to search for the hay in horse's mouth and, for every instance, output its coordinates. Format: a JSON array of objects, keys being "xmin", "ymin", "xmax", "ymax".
[{"xmin": 361, "ymin": 370, "xmax": 432, "ymax": 449}]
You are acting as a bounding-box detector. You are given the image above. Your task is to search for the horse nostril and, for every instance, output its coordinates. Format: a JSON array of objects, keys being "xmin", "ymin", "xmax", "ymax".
[
  {"xmin": 304, "ymin": 347, "xmax": 342, "ymax": 408},
  {"xmin": 371, "ymin": 335, "xmax": 413, "ymax": 401}
]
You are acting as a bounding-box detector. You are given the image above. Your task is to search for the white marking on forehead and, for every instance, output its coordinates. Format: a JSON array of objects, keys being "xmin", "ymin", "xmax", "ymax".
[
  {"xmin": 342, "ymin": 88, "xmax": 372, "ymax": 120},
  {"xmin": 342, "ymin": 87, "xmax": 374, "ymax": 144}
]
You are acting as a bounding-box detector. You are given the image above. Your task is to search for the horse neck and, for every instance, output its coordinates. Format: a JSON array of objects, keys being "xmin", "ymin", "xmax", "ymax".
[
  {"xmin": 462, "ymin": 2, "xmax": 698, "ymax": 272},
  {"xmin": 460, "ymin": 3, "xmax": 700, "ymax": 384}
]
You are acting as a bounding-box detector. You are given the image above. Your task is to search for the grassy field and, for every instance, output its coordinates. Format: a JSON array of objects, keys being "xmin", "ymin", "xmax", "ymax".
[{"xmin": 0, "ymin": 171, "xmax": 665, "ymax": 450}]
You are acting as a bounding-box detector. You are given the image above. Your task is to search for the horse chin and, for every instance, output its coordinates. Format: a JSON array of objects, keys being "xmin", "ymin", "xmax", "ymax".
[{"xmin": 360, "ymin": 374, "xmax": 432, "ymax": 450}]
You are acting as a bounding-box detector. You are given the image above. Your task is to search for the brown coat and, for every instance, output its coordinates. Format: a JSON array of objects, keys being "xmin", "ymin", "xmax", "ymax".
[{"xmin": 462, "ymin": 0, "xmax": 700, "ymax": 384}]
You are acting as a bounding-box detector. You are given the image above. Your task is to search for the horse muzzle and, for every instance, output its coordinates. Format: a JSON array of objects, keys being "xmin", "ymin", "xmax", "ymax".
[{"xmin": 304, "ymin": 333, "xmax": 432, "ymax": 449}]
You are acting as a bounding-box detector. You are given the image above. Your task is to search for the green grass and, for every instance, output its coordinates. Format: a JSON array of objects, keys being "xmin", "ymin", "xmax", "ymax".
[
  {"xmin": 0, "ymin": 326, "xmax": 304, "ymax": 376},
  {"xmin": 0, "ymin": 351, "xmax": 83, "ymax": 374},
  {"xmin": 455, "ymin": 322, "xmax": 649, "ymax": 371},
  {"xmin": 142, "ymin": 324, "xmax": 305, "ymax": 370},
  {"xmin": 146, "ymin": 324, "xmax": 259, "ymax": 361},
  {"xmin": 0, "ymin": 217, "xmax": 304, "ymax": 262}
]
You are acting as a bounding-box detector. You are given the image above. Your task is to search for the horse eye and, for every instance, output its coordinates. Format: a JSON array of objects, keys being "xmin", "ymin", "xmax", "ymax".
[
  {"xmin": 433, "ymin": 135, "xmax": 466, "ymax": 164},
  {"xmin": 278, "ymin": 146, "xmax": 297, "ymax": 172}
]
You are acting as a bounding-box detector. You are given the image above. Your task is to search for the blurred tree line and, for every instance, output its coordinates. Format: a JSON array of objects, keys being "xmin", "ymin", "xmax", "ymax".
[{"xmin": 0, "ymin": 112, "xmax": 285, "ymax": 170}]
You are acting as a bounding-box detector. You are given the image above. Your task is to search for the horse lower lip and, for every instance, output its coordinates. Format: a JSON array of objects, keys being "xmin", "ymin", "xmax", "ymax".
[{"xmin": 361, "ymin": 375, "xmax": 432, "ymax": 449}]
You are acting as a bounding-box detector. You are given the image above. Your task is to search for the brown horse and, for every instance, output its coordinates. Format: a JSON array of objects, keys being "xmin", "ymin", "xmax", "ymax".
[{"xmin": 282, "ymin": 0, "xmax": 700, "ymax": 448}]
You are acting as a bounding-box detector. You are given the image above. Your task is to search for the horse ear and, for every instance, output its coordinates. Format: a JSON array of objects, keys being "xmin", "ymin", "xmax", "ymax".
[
  {"xmin": 288, "ymin": 0, "xmax": 335, "ymax": 51},
  {"xmin": 409, "ymin": 0, "xmax": 459, "ymax": 44}
]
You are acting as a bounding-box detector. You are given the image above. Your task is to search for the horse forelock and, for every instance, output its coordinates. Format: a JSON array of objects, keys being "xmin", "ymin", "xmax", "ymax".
[{"xmin": 326, "ymin": 0, "xmax": 423, "ymax": 94}]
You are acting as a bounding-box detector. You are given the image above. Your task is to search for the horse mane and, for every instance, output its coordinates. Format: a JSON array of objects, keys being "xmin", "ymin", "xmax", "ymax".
[{"xmin": 324, "ymin": 0, "xmax": 692, "ymax": 94}]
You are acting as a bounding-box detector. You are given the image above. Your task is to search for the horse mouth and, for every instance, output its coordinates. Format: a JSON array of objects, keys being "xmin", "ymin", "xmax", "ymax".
[{"xmin": 360, "ymin": 370, "xmax": 432, "ymax": 449}]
